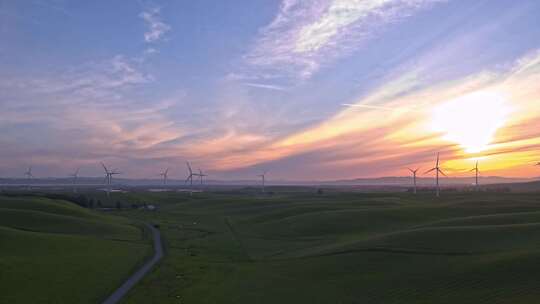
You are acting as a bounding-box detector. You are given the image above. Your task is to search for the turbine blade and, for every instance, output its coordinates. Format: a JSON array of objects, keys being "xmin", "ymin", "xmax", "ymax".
[
  {"xmin": 101, "ymin": 162, "xmax": 110, "ymax": 174},
  {"xmin": 438, "ymin": 168, "xmax": 447, "ymax": 177},
  {"xmin": 424, "ymin": 168, "xmax": 436, "ymax": 174}
]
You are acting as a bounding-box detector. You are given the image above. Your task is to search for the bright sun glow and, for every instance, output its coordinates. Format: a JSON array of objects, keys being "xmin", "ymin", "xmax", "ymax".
[{"xmin": 431, "ymin": 91, "xmax": 511, "ymax": 153}]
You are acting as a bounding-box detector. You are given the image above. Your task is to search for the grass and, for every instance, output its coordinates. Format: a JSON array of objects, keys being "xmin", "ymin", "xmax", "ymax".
[
  {"xmin": 4, "ymin": 189, "xmax": 540, "ymax": 303},
  {"xmin": 0, "ymin": 195, "xmax": 152, "ymax": 304},
  {"xmin": 108, "ymin": 190, "xmax": 540, "ymax": 304}
]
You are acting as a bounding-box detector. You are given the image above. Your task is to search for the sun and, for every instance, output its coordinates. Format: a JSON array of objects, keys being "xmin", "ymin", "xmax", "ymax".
[{"xmin": 431, "ymin": 91, "xmax": 510, "ymax": 153}]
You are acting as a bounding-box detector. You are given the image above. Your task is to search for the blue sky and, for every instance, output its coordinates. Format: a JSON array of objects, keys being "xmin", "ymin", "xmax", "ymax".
[{"xmin": 1, "ymin": 0, "xmax": 540, "ymax": 180}]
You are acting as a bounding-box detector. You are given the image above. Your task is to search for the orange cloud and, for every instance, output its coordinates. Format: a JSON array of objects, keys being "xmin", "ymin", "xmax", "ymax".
[{"xmin": 207, "ymin": 50, "xmax": 540, "ymax": 178}]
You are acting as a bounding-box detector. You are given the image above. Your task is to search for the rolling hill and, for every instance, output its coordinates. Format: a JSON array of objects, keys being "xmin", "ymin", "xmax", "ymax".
[{"xmin": 0, "ymin": 195, "xmax": 152, "ymax": 304}]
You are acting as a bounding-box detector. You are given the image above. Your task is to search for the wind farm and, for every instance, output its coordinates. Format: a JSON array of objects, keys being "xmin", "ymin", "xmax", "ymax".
[{"xmin": 2, "ymin": 1, "xmax": 540, "ymax": 304}]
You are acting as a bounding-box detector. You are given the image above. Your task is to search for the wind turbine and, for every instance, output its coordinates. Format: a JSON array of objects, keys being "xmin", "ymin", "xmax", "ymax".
[
  {"xmin": 470, "ymin": 161, "xmax": 480, "ymax": 191},
  {"xmin": 257, "ymin": 170, "xmax": 268, "ymax": 194},
  {"xmin": 198, "ymin": 169, "xmax": 207, "ymax": 185},
  {"xmin": 101, "ymin": 163, "xmax": 121, "ymax": 197},
  {"xmin": 425, "ymin": 153, "xmax": 446, "ymax": 197},
  {"xmin": 185, "ymin": 162, "xmax": 200, "ymax": 194},
  {"xmin": 159, "ymin": 168, "xmax": 169, "ymax": 185},
  {"xmin": 24, "ymin": 167, "xmax": 33, "ymax": 180},
  {"xmin": 185, "ymin": 162, "xmax": 194, "ymax": 187},
  {"xmin": 70, "ymin": 168, "xmax": 80, "ymax": 193},
  {"xmin": 24, "ymin": 167, "xmax": 33, "ymax": 190},
  {"xmin": 407, "ymin": 168, "xmax": 420, "ymax": 194}
]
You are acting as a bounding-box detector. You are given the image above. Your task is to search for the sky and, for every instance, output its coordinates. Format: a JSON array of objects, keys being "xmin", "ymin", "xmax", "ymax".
[{"xmin": 1, "ymin": 0, "xmax": 540, "ymax": 180}]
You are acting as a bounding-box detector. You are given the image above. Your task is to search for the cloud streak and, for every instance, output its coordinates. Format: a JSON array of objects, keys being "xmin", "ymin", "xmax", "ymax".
[
  {"xmin": 139, "ymin": 6, "xmax": 170, "ymax": 43},
  {"xmin": 213, "ymin": 48, "xmax": 540, "ymax": 179},
  {"xmin": 242, "ymin": 0, "xmax": 443, "ymax": 82},
  {"xmin": 0, "ymin": 55, "xmax": 184, "ymax": 176}
]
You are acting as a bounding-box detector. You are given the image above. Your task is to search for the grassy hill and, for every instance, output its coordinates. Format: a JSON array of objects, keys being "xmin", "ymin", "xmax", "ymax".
[
  {"xmin": 110, "ymin": 190, "xmax": 540, "ymax": 304},
  {"xmin": 0, "ymin": 195, "xmax": 152, "ymax": 304}
]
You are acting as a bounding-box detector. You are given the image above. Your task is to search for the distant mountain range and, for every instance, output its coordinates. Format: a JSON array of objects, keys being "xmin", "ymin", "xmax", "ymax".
[
  {"xmin": 324, "ymin": 176, "xmax": 537, "ymax": 186},
  {"xmin": 0, "ymin": 176, "xmax": 537, "ymax": 187}
]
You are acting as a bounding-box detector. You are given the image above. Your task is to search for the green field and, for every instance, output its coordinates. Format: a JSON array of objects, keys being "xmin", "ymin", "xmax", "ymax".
[
  {"xmin": 3, "ymin": 190, "xmax": 540, "ymax": 304},
  {"xmin": 109, "ymin": 190, "xmax": 540, "ymax": 304},
  {"xmin": 0, "ymin": 195, "xmax": 152, "ymax": 304}
]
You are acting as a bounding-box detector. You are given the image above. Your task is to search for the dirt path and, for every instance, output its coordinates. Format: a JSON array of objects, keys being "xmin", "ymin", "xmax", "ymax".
[{"xmin": 101, "ymin": 223, "xmax": 163, "ymax": 304}]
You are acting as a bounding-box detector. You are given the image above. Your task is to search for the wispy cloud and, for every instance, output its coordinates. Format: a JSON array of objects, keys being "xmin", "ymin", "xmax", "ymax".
[
  {"xmin": 212, "ymin": 49, "xmax": 540, "ymax": 179},
  {"xmin": 0, "ymin": 54, "xmax": 281, "ymax": 178},
  {"xmin": 243, "ymin": 82, "xmax": 287, "ymax": 91},
  {"xmin": 17, "ymin": 55, "xmax": 153, "ymax": 101},
  {"xmin": 341, "ymin": 103, "xmax": 418, "ymax": 112},
  {"xmin": 0, "ymin": 54, "xmax": 183, "ymax": 176},
  {"xmin": 32, "ymin": 0, "xmax": 73, "ymax": 17},
  {"xmin": 242, "ymin": 0, "xmax": 443, "ymax": 82},
  {"xmin": 139, "ymin": 6, "xmax": 170, "ymax": 43}
]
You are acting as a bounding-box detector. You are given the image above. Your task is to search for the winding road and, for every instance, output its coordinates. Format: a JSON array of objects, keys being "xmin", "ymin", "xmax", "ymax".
[{"xmin": 102, "ymin": 223, "xmax": 163, "ymax": 304}]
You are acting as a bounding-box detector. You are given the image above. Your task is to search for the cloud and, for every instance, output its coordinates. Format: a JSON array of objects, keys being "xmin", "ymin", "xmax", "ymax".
[
  {"xmin": 14, "ymin": 55, "xmax": 153, "ymax": 102},
  {"xmin": 209, "ymin": 49, "xmax": 540, "ymax": 179},
  {"xmin": 243, "ymin": 82, "xmax": 287, "ymax": 91},
  {"xmin": 139, "ymin": 6, "xmax": 170, "ymax": 43},
  {"xmin": 242, "ymin": 0, "xmax": 443, "ymax": 82},
  {"xmin": 0, "ymin": 55, "xmax": 185, "ymax": 176},
  {"xmin": 0, "ymin": 55, "xmax": 282, "ymax": 178},
  {"xmin": 144, "ymin": 47, "xmax": 158, "ymax": 55}
]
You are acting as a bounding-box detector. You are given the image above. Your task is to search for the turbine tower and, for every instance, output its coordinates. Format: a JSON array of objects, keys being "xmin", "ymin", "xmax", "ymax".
[
  {"xmin": 407, "ymin": 168, "xmax": 420, "ymax": 194},
  {"xmin": 257, "ymin": 170, "xmax": 268, "ymax": 194},
  {"xmin": 24, "ymin": 167, "xmax": 33, "ymax": 180},
  {"xmin": 185, "ymin": 162, "xmax": 200, "ymax": 194},
  {"xmin": 185, "ymin": 162, "xmax": 194, "ymax": 187},
  {"xmin": 159, "ymin": 168, "xmax": 169, "ymax": 185},
  {"xmin": 425, "ymin": 153, "xmax": 446, "ymax": 197},
  {"xmin": 470, "ymin": 161, "xmax": 480, "ymax": 191},
  {"xmin": 198, "ymin": 169, "xmax": 207, "ymax": 185},
  {"xmin": 24, "ymin": 167, "xmax": 33, "ymax": 190},
  {"xmin": 70, "ymin": 168, "xmax": 80, "ymax": 193},
  {"xmin": 101, "ymin": 163, "xmax": 120, "ymax": 197}
]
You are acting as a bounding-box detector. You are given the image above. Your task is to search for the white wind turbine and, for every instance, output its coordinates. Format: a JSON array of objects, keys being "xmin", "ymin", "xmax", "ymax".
[
  {"xmin": 407, "ymin": 167, "xmax": 420, "ymax": 194},
  {"xmin": 198, "ymin": 169, "xmax": 207, "ymax": 185},
  {"xmin": 101, "ymin": 162, "xmax": 121, "ymax": 197},
  {"xmin": 470, "ymin": 161, "xmax": 480, "ymax": 191},
  {"xmin": 159, "ymin": 168, "xmax": 169, "ymax": 185},
  {"xmin": 24, "ymin": 167, "xmax": 33, "ymax": 179},
  {"xmin": 69, "ymin": 168, "xmax": 80, "ymax": 193},
  {"xmin": 257, "ymin": 170, "xmax": 268, "ymax": 194},
  {"xmin": 185, "ymin": 162, "xmax": 201, "ymax": 194},
  {"xmin": 425, "ymin": 153, "xmax": 446, "ymax": 197},
  {"xmin": 24, "ymin": 166, "xmax": 33, "ymax": 189},
  {"xmin": 185, "ymin": 162, "xmax": 195, "ymax": 187}
]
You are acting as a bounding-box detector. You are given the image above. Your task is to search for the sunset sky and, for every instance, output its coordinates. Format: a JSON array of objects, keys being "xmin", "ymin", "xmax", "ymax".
[{"xmin": 1, "ymin": 0, "xmax": 540, "ymax": 180}]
